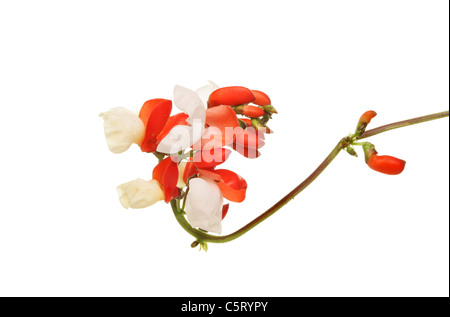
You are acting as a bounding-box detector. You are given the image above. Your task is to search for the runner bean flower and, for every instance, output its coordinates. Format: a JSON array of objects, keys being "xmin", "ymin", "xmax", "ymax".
[
  {"xmin": 100, "ymin": 82, "xmax": 449, "ymax": 251},
  {"xmin": 100, "ymin": 81, "xmax": 274, "ymax": 239}
]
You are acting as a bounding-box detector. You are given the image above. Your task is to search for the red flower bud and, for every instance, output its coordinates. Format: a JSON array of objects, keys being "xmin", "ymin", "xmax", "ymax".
[
  {"xmin": 251, "ymin": 90, "xmax": 271, "ymax": 106},
  {"xmin": 207, "ymin": 86, "xmax": 255, "ymax": 108},
  {"xmin": 355, "ymin": 110, "xmax": 377, "ymax": 137},
  {"xmin": 358, "ymin": 110, "xmax": 377, "ymax": 125},
  {"xmin": 234, "ymin": 105, "xmax": 265, "ymax": 118}
]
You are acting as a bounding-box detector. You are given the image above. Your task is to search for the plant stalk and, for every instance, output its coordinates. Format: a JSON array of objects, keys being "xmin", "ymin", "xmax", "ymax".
[{"xmin": 172, "ymin": 110, "xmax": 449, "ymax": 244}]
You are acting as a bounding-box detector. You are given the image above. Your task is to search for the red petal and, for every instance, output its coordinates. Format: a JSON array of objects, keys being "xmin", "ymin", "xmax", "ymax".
[
  {"xmin": 152, "ymin": 156, "xmax": 179, "ymax": 202},
  {"xmin": 222, "ymin": 204, "xmax": 230, "ymax": 220},
  {"xmin": 139, "ymin": 99, "xmax": 172, "ymax": 153},
  {"xmin": 251, "ymin": 90, "xmax": 271, "ymax": 106},
  {"xmin": 197, "ymin": 168, "xmax": 222, "ymax": 182},
  {"xmin": 193, "ymin": 106, "xmax": 240, "ymax": 150},
  {"xmin": 240, "ymin": 118, "xmax": 252, "ymax": 126},
  {"xmin": 207, "ymin": 86, "xmax": 255, "ymax": 108},
  {"xmin": 163, "ymin": 160, "xmax": 179, "ymax": 202},
  {"xmin": 152, "ymin": 156, "xmax": 172, "ymax": 185},
  {"xmin": 231, "ymin": 143, "xmax": 261, "ymax": 159},
  {"xmin": 206, "ymin": 105, "xmax": 240, "ymax": 132},
  {"xmin": 157, "ymin": 113, "xmax": 189, "ymax": 142},
  {"xmin": 213, "ymin": 169, "xmax": 247, "ymax": 203},
  {"xmin": 234, "ymin": 127, "xmax": 265, "ymax": 149},
  {"xmin": 367, "ymin": 154, "xmax": 406, "ymax": 175},
  {"xmin": 193, "ymin": 148, "xmax": 232, "ymax": 169},
  {"xmin": 183, "ymin": 161, "xmax": 198, "ymax": 184}
]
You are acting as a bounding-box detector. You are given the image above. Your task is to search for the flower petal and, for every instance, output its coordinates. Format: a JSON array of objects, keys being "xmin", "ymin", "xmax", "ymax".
[
  {"xmin": 99, "ymin": 107, "xmax": 145, "ymax": 154},
  {"xmin": 116, "ymin": 179, "xmax": 164, "ymax": 209},
  {"xmin": 185, "ymin": 178, "xmax": 223, "ymax": 234},
  {"xmin": 231, "ymin": 143, "xmax": 261, "ymax": 159},
  {"xmin": 234, "ymin": 127, "xmax": 265, "ymax": 149},
  {"xmin": 139, "ymin": 99, "xmax": 172, "ymax": 153},
  {"xmin": 193, "ymin": 148, "xmax": 232, "ymax": 169},
  {"xmin": 173, "ymin": 85, "xmax": 206, "ymax": 124},
  {"xmin": 197, "ymin": 168, "xmax": 247, "ymax": 203},
  {"xmin": 195, "ymin": 80, "xmax": 219, "ymax": 107},
  {"xmin": 251, "ymin": 90, "xmax": 271, "ymax": 106},
  {"xmin": 183, "ymin": 161, "xmax": 198, "ymax": 184},
  {"xmin": 206, "ymin": 105, "xmax": 240, "ymax": 131},
  {"xmin": 157, "ymin": 113, "xmax": 189, "ymax": 142},
  {"xmin": 157, "ymin": 124, "xmax": 204, "ymax": 154},
  {"xmin": 207, "ymin": 86, "xmax": 255, "ymax": 108},
  {"xmin": 152, "ymin": 157, "xmax": 179, "ymax": 202},
  {"xmin": 222, "ymin": 204, "xmax": 230, "ymax": 220},
  {"xmin": 176, "ymin": 161, "xmax": 188, "ymax": 188},
  {"xmin": 213, "ymin": 169, "xmax": 247, "ymax": 203},
  {"xmin": 193, "ymin": 105, "xmax": 240, "ymax": 150}
]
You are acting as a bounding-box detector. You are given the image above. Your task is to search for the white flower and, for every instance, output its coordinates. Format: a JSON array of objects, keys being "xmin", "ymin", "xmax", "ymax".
[
  {"xmin": 99, "ymin": 107, "xmax": 145, "ymax": 154},
  {"xmin": 156, "ymin": 82, "xmax": 218, "ymax": 155},
  {"xmin": 116, "ymin": 179, "xmax": 164, "ymax": 209},
  {"xmin": 185, "ymin": 177, "xmax": 223, "ymax": 234}
]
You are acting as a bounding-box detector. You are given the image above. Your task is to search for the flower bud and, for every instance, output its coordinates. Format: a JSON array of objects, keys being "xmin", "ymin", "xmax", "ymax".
[
  {"xmin": 346, "ymin": 146, "xmax": 358, "ymax": 157},
  {"xmin": 262, "ymin": 105, "xmax": 278, "ymax": 115},
  {"xmin": 250, "ymin": 118, "xmax": 265, "ymax": 130},
  {"xmin": 116, "ymin": 179, "xmax": 164, "ymax": 209},
  {"xmin": 99, "ymin": 107, "xmax": 145, "ymax": 154},
  {"xmin": 233, "ymin": 105, "xmax": 265, "ymax": 118},
  {"xmin": 355, "ymin": 110, "xmax": 377, "ymax": 136},
  {"xmin": 185, "ymin": 178, "xmax": 223, "ymax": 234}
]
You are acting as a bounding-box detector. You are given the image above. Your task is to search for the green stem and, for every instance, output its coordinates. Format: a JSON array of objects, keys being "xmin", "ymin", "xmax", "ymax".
[
  {"xmin": 171, "ymin": 110, "xmax": 449, "ymax": 244},
  {"xmin": 357, "ymin": 110, "xmax": 449, "ymax": 140}
]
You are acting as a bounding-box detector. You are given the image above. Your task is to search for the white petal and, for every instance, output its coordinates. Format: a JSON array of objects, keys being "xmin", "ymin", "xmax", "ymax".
[
  {"xmin": 195, "ymin": 80, "xmax": 219, "ymax": 107},
  {"xmin": 176, "ymin": 161, "xmax": 187, "ymax": 188},
  {"xmin": 99, "ymin": 107, "xmax": 145, "ymax": 154},
  {"xmin": 156, "ymin": 123, "xmax": 204, "ymax": 154},
  {"xmin": 173, "ymin": 85, "xmax": 206, "ymax": 124},
  {"xmin": 116, "ymin": 179, "xmax": 164, "ymax": 209},
  {"xmin": 185, "ymin": 178, "xmax": 223, "ymax": 234}
]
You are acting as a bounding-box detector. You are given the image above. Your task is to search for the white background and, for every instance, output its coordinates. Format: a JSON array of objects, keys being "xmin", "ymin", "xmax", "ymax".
[{"xmin": 0, "ymin": 0, "xmax": 448, "ymax": 297}]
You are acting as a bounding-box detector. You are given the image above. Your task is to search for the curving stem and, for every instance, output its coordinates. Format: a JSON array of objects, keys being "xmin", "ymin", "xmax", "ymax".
[{"xmin": 171, "ymin": 110, "xmax": 449, "ymax": 245}]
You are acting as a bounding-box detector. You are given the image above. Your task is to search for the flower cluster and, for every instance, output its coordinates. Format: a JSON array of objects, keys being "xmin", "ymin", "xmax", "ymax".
[{"xmin": 100, "ymin": 82, "xmax": 276, "ymax": 234}]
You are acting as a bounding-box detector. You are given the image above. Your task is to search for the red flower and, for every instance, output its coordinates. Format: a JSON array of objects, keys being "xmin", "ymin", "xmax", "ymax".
[
  {"xmin": 367, "ymin": 153, "xmax": 406, "ymax": 175},
  {"xmin": 363, "ymin": 143, "xmax": 406, "ymax": 175}
]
